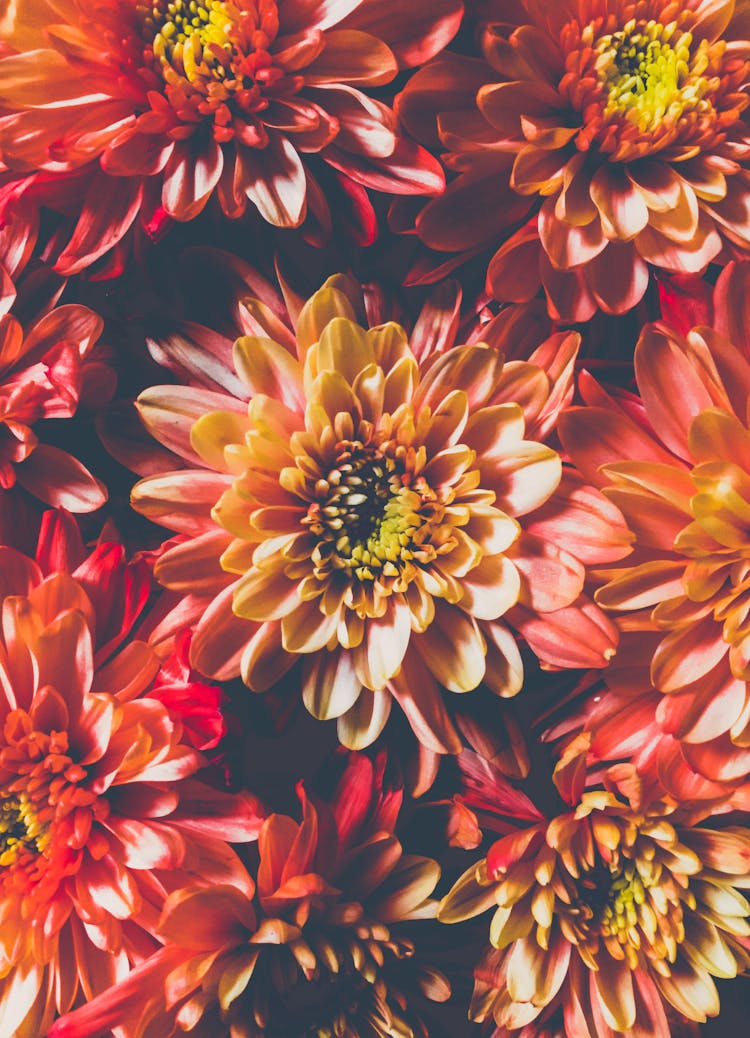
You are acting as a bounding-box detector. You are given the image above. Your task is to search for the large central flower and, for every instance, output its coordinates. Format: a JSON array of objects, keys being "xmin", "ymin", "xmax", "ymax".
[
  {"xmin": 237, "ymin": 351, "xmax": 520, "ymax": 630},
  {"xmin": 397, "ymin": 0, "xmax": 750, "ymax": 320},
  {"xmin": 130, "ymin": 275, "xmax": 623, "ymax": 753}
]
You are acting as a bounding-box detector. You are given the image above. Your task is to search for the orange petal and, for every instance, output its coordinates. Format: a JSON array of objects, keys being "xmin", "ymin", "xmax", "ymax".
[
  {"xmin": 240, "ymin": 621, "xmax": 294, "ymax": 692},
  {"xmin": 388, "ymin": 648, "xmax": 462, "ymax": 754},
  {"xmin": 233, "ymin": 335, "xmax": 305, "ymax": 412},
  {"xmin": 281, "ymin": 596, "xmax": 339, "ymax": 652},
  {"xmin": 243, "ymin": 132, "xmax": 307, "ymax": 228},
  {"xmin": 16, "ymin": 445, "xmax": 106, "ymax": 513},
  {"xmin": 304, "ymin": 29, "xmax": 397, "ymax": 86},
  {"xmin": 590, "ymin": 954, "xmax": 636, "ymax": 1031},
  {"xmin": 132, "ymin": 470, "xmax": 231, "ymax": 536},
  {"xmin": 590, "ymin": 163, "xmax": 649, "ymax": 240},
  {"xmin": 650, "ymin": 615, "xmax": 727, "ymax": 692},
  {"xmin": 190, "ymin": 583, "xmax": 254, "ymax": 681},
  {"xmin": 302, "ymin": 648, "xmax": 361, "ymax": 719}
]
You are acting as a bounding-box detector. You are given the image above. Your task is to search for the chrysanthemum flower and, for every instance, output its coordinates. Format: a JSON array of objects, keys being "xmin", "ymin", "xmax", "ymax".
[
  {"xmin": 0, "ymin": 287, "xmax": 110, "ymax": 515},
  {"xmin": 560, "ymin": 298, "xmax": 750, "ymax": 788},
  {"xmin": 48, "ymin": 751, "xmax": 448, "ymax": 1038},
  {"xmin": 397, "ymin": 0, "xmax": 750, "ymax": 321},
  {"xmin": 439, "ymin": 761, "xmax": 750, "ymax": 1036},
  {"xmin": 129, "ymin": 274, "xmax": 626, "ymax": 753},
  {"xmin": 0, "ymin": 509, "xmax": 264, "ymax": 1038},
  {"xmin": 0, "ymin": 0, "xmax": 458, "ymax": 275}
]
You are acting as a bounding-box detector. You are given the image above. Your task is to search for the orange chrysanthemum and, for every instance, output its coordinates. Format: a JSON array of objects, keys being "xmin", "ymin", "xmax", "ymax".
[
  {"xmin": 439, "ymin": 762, "xmax": 750, "ymax": 1037},
  {"xmin": 560, "ymin": 273, "xmax": 750, "ymax": 789},
  {"xmin": 129, "ymin": 274, "xmax": 626, "ymax": 753},
  {"xmin": 0, "ymin": 510, "xmax": 264, "ymax": 1038},
  {"xmin": 49, "ymin": 752, "xmax": 448, "ymax": 1038},
  {"xmin": 397, "ymin": 0, "xmax": 750, "ymax": 320},
  {"xmin": 0, "ymin": 0, "xmax": 458, "ymax": 273}
]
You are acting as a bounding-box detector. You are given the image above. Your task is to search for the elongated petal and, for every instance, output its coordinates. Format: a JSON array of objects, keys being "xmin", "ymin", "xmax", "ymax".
[{"xmin": 16, "ymin": 446, "xmax": 106, "ymax": 512}]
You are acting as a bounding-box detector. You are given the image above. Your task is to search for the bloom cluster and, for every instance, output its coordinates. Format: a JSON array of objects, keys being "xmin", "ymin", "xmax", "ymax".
[{"xmin": 0, "ymin": 1, "xmax": 749, "ymax": 1035}]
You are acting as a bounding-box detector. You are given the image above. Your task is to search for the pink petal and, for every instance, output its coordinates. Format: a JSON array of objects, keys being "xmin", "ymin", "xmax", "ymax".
[
  {"xmin": 131, "ymin": 470, "xmax": 232, "ymax": 536},
  {"xmin": 280, "ymin": 0, "xmax": 363, "ymax": 33},
  {"xmin": 651, "ymin": 615, "xmax": 728, "ymax": 692},
  {"xmin": 243, "ymin": 132, "xmax": 307, "ymax": 227},
  {"xmin": 54, "ymin": 171, "xmax": 143, "ymax": 277},
  {"xmin": 162, "ymin": 138, "xmax": 224, "ymax": 221},
  {"xmin": 634, "ymin": 324, "xmax": 716, "ymax": 459},
  {"xmin": 16, "ymin": 444, "xmax": 106, "ymax": 512},
  {"xmin": 190, "ymin": 582, "xmax": 254, "ymax": 681},
  {"xmin": 510, "ymin": 596, "xmax": 618, "ymax": 669},
  {"xmin": 324, "ymin": 133, "xmax": 445, "ymax": 195},
  {"xmin": 388, "ymin": 649, "xmax": 462, "ymax": 754},
  {"xmin": 340, "ymin": 0, "xmax": 462, "ymax": 67}
]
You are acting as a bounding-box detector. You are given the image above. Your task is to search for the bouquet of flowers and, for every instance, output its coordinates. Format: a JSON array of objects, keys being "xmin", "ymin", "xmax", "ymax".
[{"xmin": 0, "ymin": 1, "xmax": 748, "ymax": 1036}]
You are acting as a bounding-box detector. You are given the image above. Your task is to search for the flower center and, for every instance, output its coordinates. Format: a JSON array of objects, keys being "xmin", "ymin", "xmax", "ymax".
[
  {"xmin": 572, "ymin": 847, "xmax": 695, "ymax": 971},
  {"xmin": 304, "ymin": 443, "xmax": 439, "ymax": 584},
  {"xmin": 599, "ymin": 861, "xmax": 659, "ymax": 938},
  {"xmin": 0, "ymin": 795, "xmax": 50, "ymax": 867},
  {"xmin": 0, "ymin": 709, "xmax": 97, "ymax": 900},
  {"xmin": 137, "ymin": 0, "xmax": 285, "ymax": 136},
  {"xmin": 596, "ymin": 19, "xmax": 710, "ymax": 133}
]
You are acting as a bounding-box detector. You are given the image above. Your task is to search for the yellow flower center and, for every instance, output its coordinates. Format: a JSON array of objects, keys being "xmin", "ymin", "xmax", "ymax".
[
  {"xmin": 143, "ymin": 0, "xmax": 231, "ymax": 81},
  {"xmin": 0, "ymin": 795, "xmax": 51, "ymax": 867},
  {"xmin": 138, "ymin": 0, "xmax": 281, "ymax": 96},
  {"xmin": 303, "ymin": 444, "xmax": 442, "ymax": 586},
  {"xmin": 596, "ymin": 19, "xmax": 710, "ymax": 133}
]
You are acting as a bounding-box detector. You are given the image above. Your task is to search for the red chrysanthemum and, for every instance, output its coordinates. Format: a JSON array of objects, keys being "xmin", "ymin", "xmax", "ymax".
[
  {"xmin": 0, "ymin": 275, "xmax": 113, "ymax": 527},
  {"xmin": 397, "ymin": 0, "xmax": 750, "ymax": 320},
  {"xmin": 0, "ymin": 509, "xmax": 264, "ymax": 1038},
  {"xmin": 49, "ymin": 751, "xmax": 449, "ymax": 1038},
  {"xmin": 0, "ymin": 0, "xmax": 459, "ymax": 273}
]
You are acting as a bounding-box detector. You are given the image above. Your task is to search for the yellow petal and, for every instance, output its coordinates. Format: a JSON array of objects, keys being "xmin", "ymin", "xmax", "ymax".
[
  {"xmin": 233, "ymin": 336, "xmax": 305, "ymax": 413},
  {"xmin": 296, "ymin": 285, "xmax": 358, "ymax": 353},
  {"xmin": 190, "ymin": 410, "xmax": 251, "ymax": 472}
]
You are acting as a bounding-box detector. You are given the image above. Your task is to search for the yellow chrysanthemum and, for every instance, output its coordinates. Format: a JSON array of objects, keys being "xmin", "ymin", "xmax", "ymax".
[{"xmin": 131, "ymin": 276, "xmax": 618, "ymax": 751}]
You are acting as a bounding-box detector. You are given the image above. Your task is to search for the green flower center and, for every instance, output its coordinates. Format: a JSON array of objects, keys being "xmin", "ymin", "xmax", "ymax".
[
  {"xmin": 600, "ymin": 862, "xmax": 658, "ymax": 937},
  {"xmin": 595, "ymin": 857, "xmax": 696, "ymax": 967}
]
